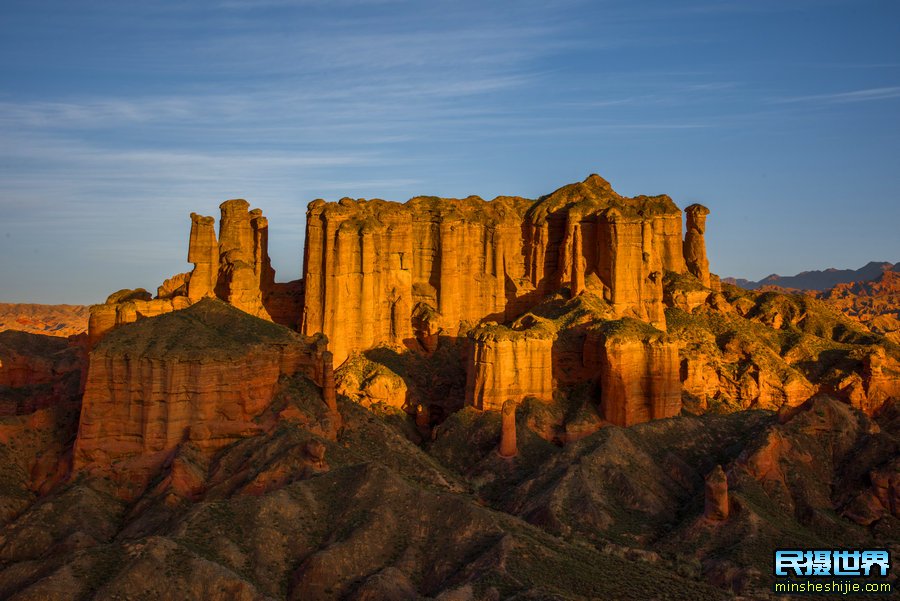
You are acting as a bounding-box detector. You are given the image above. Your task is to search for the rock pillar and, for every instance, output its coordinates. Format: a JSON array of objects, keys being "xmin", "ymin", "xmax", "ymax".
[
  {"xmin": 499, "ymin": 399, "xmax": 518, "ymax": 458},
  {"xmin": 571, "ymin": 224, "xmax": 585, "ymax": 297},
  {"xmin": 187, "ymin": 213, "xmax": 218, "ymax": 301},
  {"xmin": 322, "ymin": 350, "xmax": 337, "ymax": 414},
  {"xmin": 704, "ymin": 464, "xmax": 729, "ymax": 521},
  {"xmin": 684, "ymin": 204, "xmax": 711, "ymax": 287}
]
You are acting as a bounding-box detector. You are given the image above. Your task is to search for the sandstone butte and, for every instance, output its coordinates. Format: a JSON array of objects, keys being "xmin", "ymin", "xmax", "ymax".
[
  {"xmin": 75, "ymin": 298, "xmax": 337, "ymax": 498},
  {"xmin": 76, "ymin": 172, "xmax": 900, "ymax": 480}
]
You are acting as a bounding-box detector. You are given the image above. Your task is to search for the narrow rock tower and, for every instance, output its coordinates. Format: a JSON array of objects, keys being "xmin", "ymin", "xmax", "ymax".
[
  {"xmin": 499, "ymin": 400, "xmax": 518, "ymax": 458},
  {"xmin": 704, "ymin": 464, "xmax": 729, "ymax": 521},
  {"xmin": 684, "ymin": 204, "xmax": 711, "ymax": 287}
]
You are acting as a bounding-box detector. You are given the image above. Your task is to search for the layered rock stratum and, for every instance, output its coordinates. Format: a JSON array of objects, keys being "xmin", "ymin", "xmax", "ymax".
[
  {"xmin": 302, "ymin": 175, "xmax": 689, "ymax": 365},
  {"xmin": 75, "ymin": 299, "xmax": 333, "ymax": 499}
]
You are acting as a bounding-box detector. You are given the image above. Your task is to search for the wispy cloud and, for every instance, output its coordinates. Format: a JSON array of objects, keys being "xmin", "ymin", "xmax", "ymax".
[
  {"xmin": 771, "ymin": 86, "xmax": 900, "ymax": 104},
  {"xmin": 2, "ymin": 0, "xmax": 897, "ymax": 303}
]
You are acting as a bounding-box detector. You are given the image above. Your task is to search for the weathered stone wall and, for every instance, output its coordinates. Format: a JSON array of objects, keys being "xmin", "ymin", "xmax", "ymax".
[
  {"xmin": 587, "ymin": 322, "xmax": 682, "ymax": 426},
  {"xmin": 464, "ymin": 322, "xmax": 555, "ymax": 411},
  {"xmin": 75, "ymin": 301, "xmax": 330, "ymax": 499},
  {"xmin": 303, "ymin": 175, "xmax": 709, "ymax": 366},
  {"xmin": 301, "ymin": 196, "xmax": 534, "ymax": 365}
]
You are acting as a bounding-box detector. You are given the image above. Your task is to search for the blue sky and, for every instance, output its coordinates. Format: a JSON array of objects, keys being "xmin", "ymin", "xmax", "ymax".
[{"xmin": 1, "ymin": 0, "xmax": 898, "ymax": 304}]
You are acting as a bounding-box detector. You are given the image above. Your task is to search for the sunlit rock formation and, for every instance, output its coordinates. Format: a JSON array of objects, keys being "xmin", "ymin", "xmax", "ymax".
[
  {"xmin": 302, "ymin": 174, "xmax": 712, "ymax": 426},
  {"xmin": 683, "ymin": 203, "xmax": 711, "ymax": 288},
  {"xmin": 215, "ymin": 200, "xmax": 274, "ymax": 319},
  {"xmin": 523, "ymin": 175, "xmax": 684, "ymax": 330},
  {"xmin": 79, "ymin": 173, "xmax": 900, "ymax": 430},
  {"xmin": 465, "ymin": 320, "xmax": 555, "ymax": 411},
  {"xmin": 75, "ymin": 299, "xmax": 330, "ymax": 499},
  {"xmin": 590, "ymin": 319, "xmax": 682, "ymax": 426},
  {"xmin": 88, "ymin": 200, "xmax": 300, "ymax": 345},
  {"xmin": 303, "ymin": 175, "xmax": 698, "ymax": 366},
  {"xmin": 186, "ymin": 213, "xmax": 218, "ymax": 301},
  {"xmin": 300, "ymin": 195, "xmax": 534, "ymax": 365}
]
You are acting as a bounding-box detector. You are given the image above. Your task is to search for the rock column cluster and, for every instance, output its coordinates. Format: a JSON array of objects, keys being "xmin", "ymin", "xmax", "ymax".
[
  {"xmin": 215, "ymin": 200, "xmax": 274, "ymax": 320},
  {"xmin": 86, "ymin": 174, "xmax": 717, "ymax": 431},
  {"xmin": 302, "ymin": 175, "xmax": 715, "ymax": 369},
  {"xmin": 88, "ymin": 200, "xmax": 280, "ymax": 344},
  {"xmin": 301, "ymin": 196, "xmax": 533, "ymax": 365}
]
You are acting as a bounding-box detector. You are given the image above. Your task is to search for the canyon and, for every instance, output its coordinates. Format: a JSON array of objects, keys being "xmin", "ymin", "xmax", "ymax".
[{"xmin": 0, "ymin": 174, "xmax": 897, "ymax": 599}]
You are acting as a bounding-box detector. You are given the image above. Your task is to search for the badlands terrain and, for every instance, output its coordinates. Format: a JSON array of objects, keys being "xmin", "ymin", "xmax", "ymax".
[{"xmin": 0, "ymin": 174, "xmax": 897, "ymax": 600}]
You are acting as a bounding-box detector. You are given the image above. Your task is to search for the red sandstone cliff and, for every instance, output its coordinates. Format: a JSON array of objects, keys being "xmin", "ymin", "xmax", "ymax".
[
  {"xmin": 301, "ymin": 175, "xmax": 704, "ymax": 367},
  {"xmin": 301, "ymin": 195, "xmax": 534, "ymax": 365},
  {"xmin": 523, "ymin": 175, "xmax": 685, "ymax": 329},
  {"xmin": 590, "ymin": 319, "xmax": 681, "ymax": 426},
  {"xmin": 465, "ymin": 320, "xmax": 555, "ymax": 411},
  {"xmin": 75, "ymin": 299, "xmax": 331, "ymax": 499}
]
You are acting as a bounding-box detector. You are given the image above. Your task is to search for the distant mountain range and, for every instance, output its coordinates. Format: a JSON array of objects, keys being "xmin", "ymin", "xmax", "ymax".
[
  {"xmin": 723, "ymin": 261, "xmax": 899, "ymax": 291},
  {"xmin": 0, "ymin": 303, "xmax": 88, "ymax": 337}
]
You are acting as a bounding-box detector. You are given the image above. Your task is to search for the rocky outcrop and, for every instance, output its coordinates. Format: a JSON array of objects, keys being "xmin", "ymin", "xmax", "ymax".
[
  {"xmin": 523, "ymin": 175, "xmax": 683, "ymax": 330},
  {"xmin": 321, "ymin": 350, "xmax": 337, "ymax": 414},
  {"xmin": 836, "ymin": 346, "xmax": 900, "ymax": 415},
  {"xmin": 704, "ymin": 464, "xmax": 729, "ymax": 521},
  {"xmin": 186, "ymin": 213, "xmax": 218, "ymax": 301},
  {"xmin": 88, "ymin": 201, "xmax": 293, "ymax": 345},
  {"xmin": 591, "ymin": 320, "xmax": 681, "ymax": 426},
  {"xmin": 301, "ymin": 175, "xmax": 713, "ymax": 365},
  {"xmin": 88, "ymin": 289, "xmax": 191, "ymax": 347},
  {"xmin": 678, "ymin": 337, "xmax": 817, "ymax": 413},
  {"xmin": 215, "ymin": 200, "xmax": 274, "ymax": 319},
  {"xmin": 816, "ymin": 267, "xmax": 900, "ymax": 344},
  {"xmin": 461, "ymin": 289, "xmax": 686, "ymax": 428},
  {"xmin": 74, "ymin": 300, "xmax": 330, "ymax": 499},
  {"xmin": 465, "ymin": 321, "xmax": 555, "ymax": 411},
  {"xmin": 301, "ymin": 195, "xmax": 534, "ymax": 365},
  {"xmin": 683, "ymin": 204, "xmax": 711, "ymax": 288},
  {"xmin": 498, "ymin": 399, "xmax": 517, "ymax": 457}
]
